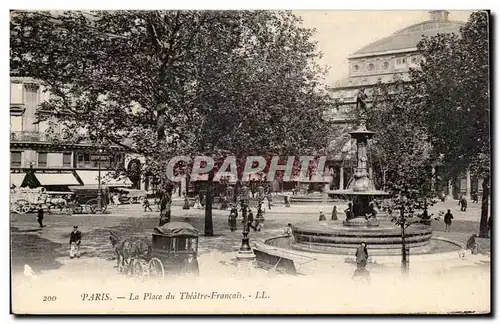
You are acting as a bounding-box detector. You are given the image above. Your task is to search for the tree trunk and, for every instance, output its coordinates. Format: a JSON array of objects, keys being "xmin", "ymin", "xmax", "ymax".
[
  {"xmin": 479, "ymin": 176, "xmax": 490, "ymax": 238},
  {"xmin": 204, "ymin": 169, "xmax": 215, "ymax": 236},
  {"xmin": 400, "ymin": 208, "xmax": 408, "ymax": 274}
]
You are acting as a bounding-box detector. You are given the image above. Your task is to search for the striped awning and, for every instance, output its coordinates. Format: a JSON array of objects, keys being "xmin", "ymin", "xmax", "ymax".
[
  {"xmin": 34, "ymin": 172, "xmax": 80, "ymax": 186},
  {"xmin": 10, "ymin": 173, "xmax": 26, "ymax": 187},
  {"xmin": 76, "ymin": 170, "xmax": 132, "ymax": 187}
]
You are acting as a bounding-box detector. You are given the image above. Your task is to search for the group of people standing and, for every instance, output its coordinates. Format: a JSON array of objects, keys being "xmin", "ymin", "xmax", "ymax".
[
  {"xmin": 318, "ymin": 206, "xmax": 338, "ymax": 221},
  {"xmin": 228, "ymin": 201, "xmax": 266, "ymax": 232}
]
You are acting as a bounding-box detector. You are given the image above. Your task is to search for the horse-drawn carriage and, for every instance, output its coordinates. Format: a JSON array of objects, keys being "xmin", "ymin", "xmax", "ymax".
[
  {"xmin": 110, "ymin": 222, "xmax": 200, "ymax": 280},
  {"xmin": 68, "ymin": 185, "xmax": 109, "ymax": 214},
  {"xmin": 10, "ymin": 187, "xmax": 48, "ymax": 214},
  {"xmin": 112, "ymin": 188, "xmax": 147, "ymax": 205}
]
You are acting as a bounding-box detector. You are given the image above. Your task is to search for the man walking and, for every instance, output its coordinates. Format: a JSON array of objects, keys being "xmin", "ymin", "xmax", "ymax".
[
  {"xmin": 444, "ymin": 209, "xmax": 454, "ymax": 232},
  {"xmin": 69, "ymin": 226, "xmax": 82, "ymax": 259},
  {"xmin": 143, "ymin": 198, "xmax": 153, "ymax": 212},
  {"xmin": 460, "ymin": 196, "xmax": 468, "ymax": 212},
  {"xmin": 37, "ymin": 206, "xmax": 44, "ymax": 228}
]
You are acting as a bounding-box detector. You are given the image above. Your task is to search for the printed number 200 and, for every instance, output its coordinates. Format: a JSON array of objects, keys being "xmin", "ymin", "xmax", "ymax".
[{"xmin": 43, "ymin": 296, "xmax": 57, "ymax": 302}]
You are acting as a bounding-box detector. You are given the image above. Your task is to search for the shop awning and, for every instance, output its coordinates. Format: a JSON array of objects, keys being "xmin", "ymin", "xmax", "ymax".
[
  {"xmin": 34, "ymin": 172, "xmax": 81, "ymax": 186},
  {"xmin": 76, "ymin": 170, "xmax": 132, "ymax": 187},
  {"xmin": 10, "ymin": 173, "xmax": 26, "ymax": 187},
  {"xmin": 75, "ymin": 170, "xmax": 100, "ymax": 185}
]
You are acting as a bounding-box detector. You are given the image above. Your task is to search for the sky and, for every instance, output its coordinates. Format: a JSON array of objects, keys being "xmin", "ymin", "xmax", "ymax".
[{"xmin": 296, "ymin": 10, "xmax": 473, "ymax": 85}]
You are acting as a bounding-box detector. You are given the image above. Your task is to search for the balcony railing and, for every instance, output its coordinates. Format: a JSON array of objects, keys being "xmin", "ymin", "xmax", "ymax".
[
  {"xmin": 10, "ymin": 131, "xmax": 95, "ymax": 144},
  {"xmin": 11, "ymin": 131, "xmax": 62, "ymax": 142}
]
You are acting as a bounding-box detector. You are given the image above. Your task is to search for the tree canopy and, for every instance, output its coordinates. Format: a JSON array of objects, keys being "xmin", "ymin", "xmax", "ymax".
[{"xmin": 11, "ymin": 10, "xmax": 334, "ymax": 235}]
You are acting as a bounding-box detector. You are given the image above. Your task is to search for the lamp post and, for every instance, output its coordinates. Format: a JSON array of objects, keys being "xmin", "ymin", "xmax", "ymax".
[
  {"xmin": 96, "ymin": 148, "xmax": 103, "ymax": 214},
  {"xmin": 237, "ymin": 185, "xmax": 255, "ymax": 260}
]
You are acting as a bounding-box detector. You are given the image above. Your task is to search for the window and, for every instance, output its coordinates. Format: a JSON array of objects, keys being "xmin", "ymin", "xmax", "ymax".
[
  {"xmin": 38, "ymin": 152, "xmax": 47, "ymax": 167},
  {"xmin": 395, "ymin": 57, "xmax": 408, "ymax": 68},
  {"xmin": 10, "ymin": 115, "xmax": 23, "ymax": 132},
  {"xmin": 10, "ymin": 83, "xmax": 24, "ymax": 104},
  {"xmin": 367, "ymin": 63, "xmax": 375, "ymax": 71},
  {"xmin": 63, "ymin": 153, "xmax": 72, "ymax": 167},
  {"xmin": 382, "ymin": 62, "xmax": 389, "ymax": 69},
  {"xmin": 11, "ymin": 152, "xmax": 22, "ymax": 167},
  {"xmin": 353, "ymin": 64, "xmax": 359, "ymax": 72}
]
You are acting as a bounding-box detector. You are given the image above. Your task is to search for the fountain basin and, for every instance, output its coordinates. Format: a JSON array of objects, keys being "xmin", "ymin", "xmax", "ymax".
[{"xmin": 292, "ymin": 221, "xmax": 433, "ymax": 255}]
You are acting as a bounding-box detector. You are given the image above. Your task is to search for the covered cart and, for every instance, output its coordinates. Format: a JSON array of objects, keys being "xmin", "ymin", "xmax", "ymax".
[
  {"xmin": 130, "ymin": 222, "xmax": 200, "ymax": 279},
  {"xmin": 112, "ymin": 188, "xmax": 147, "ymax": 204},
  {"xmin": 10, "ymin": 187, "xmax": 48, "ymax": 214},
  {"xmin": 68, "ymin": 185, "xmax": 109, "ymax": 214}
]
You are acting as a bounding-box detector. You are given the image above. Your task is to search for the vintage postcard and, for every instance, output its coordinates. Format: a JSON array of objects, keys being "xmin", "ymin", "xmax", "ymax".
[{"xmin": 9, "ymin": 9, "xmax": 491, "ymax": 315}]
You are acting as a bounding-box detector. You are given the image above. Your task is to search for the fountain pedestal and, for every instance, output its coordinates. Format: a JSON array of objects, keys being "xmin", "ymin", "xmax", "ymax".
[{"xmin": 292, "ymin": 121, "xmax": 432, "ymax": 253}]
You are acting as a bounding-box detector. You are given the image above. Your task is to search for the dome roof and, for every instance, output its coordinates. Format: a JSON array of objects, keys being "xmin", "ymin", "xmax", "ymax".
[{"xmin": 350, "ymin": 19, "xmax": 465, "ymax": 57}]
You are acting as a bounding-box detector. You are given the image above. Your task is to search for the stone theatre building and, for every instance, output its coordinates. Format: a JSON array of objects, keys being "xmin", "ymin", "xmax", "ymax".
[{"xmin": 328, "ymin": 10, "xmax": 481, "ymax": 198}]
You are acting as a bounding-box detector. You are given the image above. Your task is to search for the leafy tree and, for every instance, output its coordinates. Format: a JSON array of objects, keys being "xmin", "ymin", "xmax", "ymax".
[
  {"xmin": 11, "ymin": 10, "xmax": 333, "ymax": 235},
  {"xmin": 410, "ymin": 11, "xmax": 490, "ymax": 237}
]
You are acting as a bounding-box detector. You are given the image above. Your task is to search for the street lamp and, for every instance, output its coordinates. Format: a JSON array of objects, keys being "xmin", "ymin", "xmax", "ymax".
[
  {"xmin": 237, "ymin": 185, "xmax": 255, "ymax": 260},
  {"xmin": 96, "ymin": 148, "xmax": 103, "ymax": 214}
]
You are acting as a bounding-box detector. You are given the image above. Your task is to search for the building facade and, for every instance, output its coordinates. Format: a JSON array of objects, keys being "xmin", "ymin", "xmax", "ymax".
[
  {"xmin": 10, "ymin": 76, "xmax": 132, "ymax": 191},
  {"xmin": 327, "ymin": 10, "xmax": 481, "ymax": 198}
]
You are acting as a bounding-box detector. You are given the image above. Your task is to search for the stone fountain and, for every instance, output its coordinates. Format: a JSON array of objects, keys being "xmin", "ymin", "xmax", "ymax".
[{"xmin": 290, "ymin": 122, "xmax": 433, "ymax": 255}]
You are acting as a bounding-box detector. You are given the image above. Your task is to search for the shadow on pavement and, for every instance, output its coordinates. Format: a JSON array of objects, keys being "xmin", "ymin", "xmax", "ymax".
[{"xmin": 11, "ymin": 228, "xmax": 65, "ymax": 274}]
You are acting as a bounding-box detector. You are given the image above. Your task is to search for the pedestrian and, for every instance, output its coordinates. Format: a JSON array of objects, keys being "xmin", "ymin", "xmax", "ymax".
[
  {"xmin": 466, "ymin": 233, "xmax": 479, "ymax": 255},
  {"xmin": 331, "ymin": 206, "xmax": 338, "ymax": 220},
  {"xmin": 461, "ymin": 197, "xmax": 468, "ymax": 212},
  {"xmin": 285, "ymin": 193, "xmax": 291, "ymax": 207},
  {"xmin": 69, "ymin": 226, "xmax": 82, "ymax": 259},
  {"xmin": 284, "ymin": 223, "xmax": 293, "ymax": 237},
  {"xmin": 220, "ymin": 196, "xmax": 228, "ymax": 210},
  {"xmin": 143, "ymin": 198, "xmax": 153, "ymax": 212},
  {"xmin": 368, "ymin": 200, "xmax": 377, "ymax": 218},
  {"xmin": 444, "ymin": 209, "xmax": 454, "ymax": 232},
  {"xmin": 113, "ymin": 194, "xmax": 120, "ymax": 205},
  {"xmin": 228, "ymin": 206, "xmax": 237, "ymax": 232},
  {"xmin": 355, "ymin": 242, "xmax": 369, "ymax": 270},
  {"xmin": 345, "ymin": 203, "xmax": 353, "ymax": 221},
  {"xmin": 37, "ymin": 206, "xmax": 44, "ymax": 228},
  {"xmin": 193, "ymin": 196, "xmax": 202, "ymax": 209},
  {"xmin": 247, "ymin": 209, "xmax": 257, "ymax": 231},
  {"xmin": 266, "ymin": 194, "xmax": 272, "ymax": 210},
  {"xmin": 472, "ymin": 191, "xmax": 478, "ymax": 203},
  {"xmin": 319, "ymin": 211, "xmax": 326, "ymax": 221},
  {"xmin": 182, "ymin": 195, "xmax": 190, "ymax": 210}
]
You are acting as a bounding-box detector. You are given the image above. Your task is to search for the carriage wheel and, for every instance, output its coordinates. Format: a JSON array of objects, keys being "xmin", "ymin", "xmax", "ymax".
[
  {"xmin": 73, "ymin": 205, "xmax": 83, "ymax": 214},
  {"xmin": 148, "ymin": 258, "xmax": 165, "ymax": 279},
  {"xmin": 88, "ymin": 199, "xmax": 106, "ymax": 214},
  {"xmin": 13, "ymin": 199, "xmax": 31, "ymax": 214}
]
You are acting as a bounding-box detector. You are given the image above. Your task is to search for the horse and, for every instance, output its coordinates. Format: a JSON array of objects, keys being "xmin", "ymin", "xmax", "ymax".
[
  {"xmin": 109, "ymin": 230, "xmax": 151, "ymax": 274},
  {"xmin": 45, "ymin": 197, "xmax": 68, "ymax": 213}
]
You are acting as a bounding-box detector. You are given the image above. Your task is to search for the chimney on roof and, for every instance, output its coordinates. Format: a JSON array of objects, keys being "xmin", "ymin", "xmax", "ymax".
[{"xmin": 429, "ymin": 10, "xmax": 450, "ymax": 22}]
